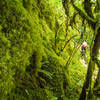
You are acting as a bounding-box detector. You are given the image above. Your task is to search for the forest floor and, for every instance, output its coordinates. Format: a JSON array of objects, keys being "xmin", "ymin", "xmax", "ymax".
[
  {"xmin": 80, "ymin": 58, "xmax": 88, "ymax": 67},
  {"xmin": 80, "ymin": 58, "xmax": 98, "ymax": 82},
  {"xmin": 67, "ymin": 56, "xmax": 87, "ymax": 100}
]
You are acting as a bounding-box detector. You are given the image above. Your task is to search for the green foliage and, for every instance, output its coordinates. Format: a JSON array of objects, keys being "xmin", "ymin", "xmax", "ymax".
[
  {"xmin": 0, "ymin": 0, "xmax": 43, "ymax": 99},
  {"xmin": 49, "ymin": 97, "xmax": 58, "ymax": 100},
  {"xmin": 65, "ymin": 51, "xmax": 87, "ymax": 100},
  {"xmin": 39, "ymin": 69, "xmax": 53, "ymax": 79},
  {"xmin": 0, "ymin": 0, "xmax": 91, "ymax": 100}
]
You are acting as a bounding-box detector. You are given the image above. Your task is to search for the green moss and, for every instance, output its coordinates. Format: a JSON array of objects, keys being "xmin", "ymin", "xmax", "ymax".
[
  {"xmin": 0, "ymin": 0, "xmax": 43, "ymax": 99},
  {"xmin": 0, "ymin": 0, "xmax": 79, "ymax": 100}
]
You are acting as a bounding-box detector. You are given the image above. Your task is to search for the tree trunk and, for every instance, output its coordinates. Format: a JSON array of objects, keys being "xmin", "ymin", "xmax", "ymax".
[
  {"xmin": 92, "ymin": 28, "xmax": 100, "ymax": 97},
  {"xmin": 79, "ymin": 58, "xmax": 95, "ymax": 100}
]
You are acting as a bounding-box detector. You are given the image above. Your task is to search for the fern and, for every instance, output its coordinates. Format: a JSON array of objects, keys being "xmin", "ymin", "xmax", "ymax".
[
  {"xmin": 49, "ymin": 97, "xmax": 58, "ymax": 100},
  {"xmin": 41, "ymin": 61, "xmax": 49, "ymax": 66},
  {"xmin": 39, "ymin": 69, "xmax": 53, "ymax": 79}
]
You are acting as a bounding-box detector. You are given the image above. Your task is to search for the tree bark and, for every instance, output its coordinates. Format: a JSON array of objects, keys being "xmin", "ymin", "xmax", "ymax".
[
  {"xmin": 92, "ymin": 28, "xmax": 100, "ymax": 97},
  {"xmin": 79, "ymin": 59, "xmax": 95, "ymax": 100}
]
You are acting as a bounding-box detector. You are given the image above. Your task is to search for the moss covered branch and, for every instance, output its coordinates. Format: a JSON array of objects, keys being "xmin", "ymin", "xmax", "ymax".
[{"xmin": 71, "ymin": 0, "xmax": 96, "ymax": 29}]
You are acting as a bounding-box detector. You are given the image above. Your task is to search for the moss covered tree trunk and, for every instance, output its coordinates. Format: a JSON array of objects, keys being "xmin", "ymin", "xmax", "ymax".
[
  {"xmin": 79, "ymin": 59, "xmax": 95, "ymax": 100},
  {"xmin": 23, "ymin": 0, "xmax": 33, "ymax": 12},
  {"xmin": 92, "ymin": 28, "xmax": 100, "ymax": 97}
]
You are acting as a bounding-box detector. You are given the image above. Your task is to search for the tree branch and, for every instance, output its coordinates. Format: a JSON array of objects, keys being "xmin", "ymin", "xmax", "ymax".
[
  {"xmin": 61, "ymin": 34, "xmax": 78, "ymax": 51},
  {"xmin": 71, "ymin": 0, "xmax": 96, "ymax": 29},
  {"xmin": 84, "ymin": 0, "xmax": 94, "ymax": 18}
]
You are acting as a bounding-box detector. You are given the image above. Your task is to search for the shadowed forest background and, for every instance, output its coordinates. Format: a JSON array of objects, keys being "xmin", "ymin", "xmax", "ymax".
[{"xmin": 0, "ymin": 0, "xmax": 100, "ymax": 100}]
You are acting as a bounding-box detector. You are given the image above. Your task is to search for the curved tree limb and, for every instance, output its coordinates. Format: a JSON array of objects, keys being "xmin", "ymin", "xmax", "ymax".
[{"xmin": 61, "ymin": 34, "xmax": 78, "ymax": 51}]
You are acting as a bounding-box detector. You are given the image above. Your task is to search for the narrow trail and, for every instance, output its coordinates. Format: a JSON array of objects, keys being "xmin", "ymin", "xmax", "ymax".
[
  {"xmin": 80, "ymin": 58, "xmax": 98, "ymax": 81},
  {"xmin": 80, "ymin": 58, "xmax": 88, "ymax": 68}
]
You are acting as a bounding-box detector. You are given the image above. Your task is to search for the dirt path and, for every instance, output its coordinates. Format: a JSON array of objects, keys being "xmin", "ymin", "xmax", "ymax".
[
  {"xmin": 80, "ymin": 58, "xmax": 98, "ymax": 81},
  {"xmin": 80, "ymin": 58, "xmax": 88, "ymax": 67}
]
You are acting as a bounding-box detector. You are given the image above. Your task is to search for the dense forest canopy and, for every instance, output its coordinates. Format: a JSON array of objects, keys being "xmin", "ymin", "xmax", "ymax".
[{"xmin": 0, "ymin": 0, "xmax": 100, "ymax": 100}]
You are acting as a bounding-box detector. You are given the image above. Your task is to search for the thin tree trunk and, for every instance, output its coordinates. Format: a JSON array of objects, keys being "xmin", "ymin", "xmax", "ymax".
[{"xmin": 79, "ymin": 59, "xmax": 95, "ymax": 100}]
